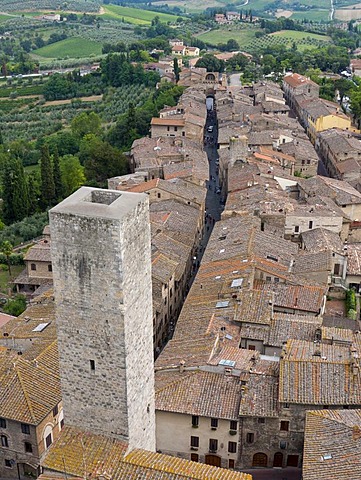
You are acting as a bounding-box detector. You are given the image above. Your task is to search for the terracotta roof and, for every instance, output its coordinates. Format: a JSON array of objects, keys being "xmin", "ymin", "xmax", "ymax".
[
  {"xmin": 0, "ymin": 340, "xmax": 61, "ymax": 424},
  {"xmin": 254, "ymin": 281, "xmax": 326, "ymax": 314},
  {"xmin": 24, "ymin": 240, "xmax": 51, "ymax": 262},
  {"xmin": 267, "ymin": 313, "xmax": 321, "ymax": 348},
  {"xmin": 346, "ymin": 243, "xmax": 361, "ymax": 276},
  {"xmin": 151, "ymin": 118, "xmax": 185, "ymax": 126},
  {"xmin": 0, "ymin": 312, "xmax": 15, "ymax": 328},
  {"xmin": 155, "ymin": 370, "xmax": 241, "ymax": 420},
  {"xmin": 283, "ymin": 73, "xmax": 318, "ymax": 88},
  {"xmin": 234, "ymin": 290, "xmax": 273, "ymax": 325},
  {"xmin": 300, "ymin": 228, "xmax": 344, "ymax": 254},
  {"xmin": 42, "ymin": 426, "xmax": 252, "ymax": 479},
  {"xmin": 279, "ymin": 339, "xmax": 361, "ymax": 405},
  {"xmin": 303, "ymin": 409, "xmax": 361, "ymax": 480},
  {"xmin": 239, "ymin": 370, "xmax": 279, "ymax": 417}
]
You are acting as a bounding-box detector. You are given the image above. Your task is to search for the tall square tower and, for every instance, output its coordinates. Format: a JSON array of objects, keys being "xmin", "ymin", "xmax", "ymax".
[{"xmin": 49, "ymin": 187, "xmax": 155, "ymax": 451}]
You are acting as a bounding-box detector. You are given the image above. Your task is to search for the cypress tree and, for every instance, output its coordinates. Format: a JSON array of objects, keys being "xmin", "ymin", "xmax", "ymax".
[
  {"xmin": 52, "ymin": 147, "xmax": 64, "ymax": 202},
  {"xmin": 2, "ymin": 157, "xmax": 29, "ymax": 224},
  {"xmin": 27, "ymin": 173, "xmax": 39, "ymax": 215},
  {"xmin": 40, "ymin": 144, "xmax": 55, "ymax": 208}
]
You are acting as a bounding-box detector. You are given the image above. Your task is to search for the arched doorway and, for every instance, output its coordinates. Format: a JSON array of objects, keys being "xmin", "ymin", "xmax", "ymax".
[
  {"xmin": 252, "ymin": 452, "xmax": 268, "ymax": 467},
  {"xmin": 205, "ymin": 454, "xmax": 221, "ymax": 467},
  {"xmin": 273, "ymin": 452, "xmax": 283, "ymax": 467}
]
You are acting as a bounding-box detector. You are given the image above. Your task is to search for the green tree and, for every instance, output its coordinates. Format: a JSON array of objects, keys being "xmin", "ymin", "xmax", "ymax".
[
  {"xmin": 3, "ymin": 294, "xmax": 26, "ymax": 316},
  {"xmin": 60, "ymin": 154, "xmax": 86, "ymax": 196},
  {"xmin": 79, "ymin": 135, "xmax": 128, "ymax": 186},
  {"xmin": 40, "ymin": 144, "xmax": 55, "ymax": 208},
  {"xmin": 27, "ymin": 173, "xmax": 39, "ymax": 215},
  {"xmin": 226, "ymin": 39, "xmax": 240, "ymax": 52},
  {"xmin": 2, "ymin": 157, "xmax": 29, "ymax": 224},
  {"xmin": 71, "ymin": 111, "xmax": 102, "ymax": 140},
  {"xmin": 195, "ymin": 54, "xmax": 224, "ymax": 72},
  {"xmin": 173, "ymin": 57, "xmax": 180, "ymax": 83},
  {"xmin": 0, "ymin": 240, "xmax": 13, "ymax": 276},
  {"xmin": 52, "ymin": 147, "xmax": 64, "ymax": 202}
]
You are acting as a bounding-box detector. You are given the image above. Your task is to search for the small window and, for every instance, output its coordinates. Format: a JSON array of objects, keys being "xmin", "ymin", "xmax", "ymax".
[
  {"xmin": 48, "ymin": 264, "xmax": 52, "ymax": 272},
  {"xmin": 248, "ymin": 345, "xmax": 256, "ymax": 351},
  {"xmin": 209, "ymin": 438, "xmax": 218, "ymax": 451},
  {"xmin": 31, "ymin": 263, "xmax": 36, "ymax": 271},
  {"xmin": 190, "ymin": 436, "xmax": 199, "ymax": 447},
  {"xmin": 309, "ymin": 221, "xmax": 313, "ymax": 229},
  {"xmin": 191, "ymin": 453, "xmax": 199, "ymax": 462},
  {"xmin": 0, "ymin": 418, "xmax": 6, "ymax": 428},
  {"xmin": 45, "ymin": 433, "xmax": 52, "ymax": 448},
  {"xmin": 294, "ymin": 226, "xmax": 299, "ymax": 233},
  {"xmin": 21, "ymin": 424, "xmax": 30, "ymax": 435},
  {"xmin": 284, "ymin": 403, "xmax": 290, "ymax": 409},
  {"xmin": 60, "ymin": 418, "xmax": 64, "ymax": 429},
  {"xmin": 246, "ymin": 433, "xmax": 254, "ymax": 443},
  {"xmin": 53, "ymin": 405, "xmax": 58, "ymax": 417},
  {"xmin": 280, "ymin": 421, "xmax": 289, "ymax": 431},
  {"xmin": 157, "ymin": 193, "xmax": 161, "ymax": 199},
  {"xmin": 258, "ymin": 417, "xmax": 265, "ymax": 424},
  {"xmin": 167, "ymin": 126, "xmax": 170, "ymax": 131},
  {"xmin": 211, "ymin": 418, "xmax": 218, "ymax": 428},
  {"xmin": 192, "ymin": 415, "xmax": 199, "ymax": 427},
  {"xmin": 4, "ymin": 459, "xmax": 12, "ymax": 468},
  {"xmin": 90, "ymin": 360, "xmax": 95, "ymax": 371},
  {"xmin": 230, "ymin": 420, "xmax": 237, "ymax": 431},
  {"xmin": 228, "ymin": 441, "xmax": 237, "ymax": 453},
  {"xmin": 24, "ymin": 442, "xmax": 33, "ymax": 453},
  {"xmin": 229, "ymin": 459, "xmax": 235, "ymax": 469},
  {"xmin": 1, "ymin": 435, "xmax": 8, "ymax": 447},
  {"xmin": 174, "ymin": 126, "xmax": 178, "ymax": 132}
]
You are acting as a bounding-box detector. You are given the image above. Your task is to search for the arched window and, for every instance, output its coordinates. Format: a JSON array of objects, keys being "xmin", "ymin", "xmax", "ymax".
[
  {"xmin": 58, "ymin": 409, "xmax": 64, "ymax": 431},
  {"xmin": 43, "ymin": 424, "xmax": 53, "ymax": 450}
]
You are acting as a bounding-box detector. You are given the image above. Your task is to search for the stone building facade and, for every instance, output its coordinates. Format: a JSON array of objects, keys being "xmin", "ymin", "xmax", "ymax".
[{"xmin": 49, "ymin": 187, "xmax": 156, "ymax": 452}]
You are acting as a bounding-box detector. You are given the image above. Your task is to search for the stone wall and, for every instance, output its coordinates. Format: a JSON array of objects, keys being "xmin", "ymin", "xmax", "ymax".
[{"xmin": 50, "ymin": 187, "xmax": 155, "ymax": 452}]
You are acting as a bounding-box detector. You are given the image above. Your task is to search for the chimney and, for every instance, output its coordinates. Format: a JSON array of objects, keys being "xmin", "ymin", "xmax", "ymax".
[{"xmin": 179, "ymin": 360, "xmax": 185, "ymax": 373}]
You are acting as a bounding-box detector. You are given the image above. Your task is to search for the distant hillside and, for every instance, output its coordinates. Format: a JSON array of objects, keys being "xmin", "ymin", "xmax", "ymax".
[{"xmin": 0, "ymin": 0, "xmax": 101, "ymax": 13}]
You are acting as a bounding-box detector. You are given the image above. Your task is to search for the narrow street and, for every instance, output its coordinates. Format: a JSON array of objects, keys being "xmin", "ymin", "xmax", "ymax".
[{"xmin": 192, "ymin": 102, "xmax": 224, "ymax": 273}]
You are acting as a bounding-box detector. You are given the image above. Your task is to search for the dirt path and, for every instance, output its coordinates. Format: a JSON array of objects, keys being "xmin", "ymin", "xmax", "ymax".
[{"xmin": 43, "ymin": 94, "xmax": 102, "ymax": 106}]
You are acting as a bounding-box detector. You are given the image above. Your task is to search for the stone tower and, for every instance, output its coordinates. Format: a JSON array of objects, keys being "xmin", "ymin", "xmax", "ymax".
[{"xmin": 49, "ymin": 187, "xmax": 155, "ymax": 452}]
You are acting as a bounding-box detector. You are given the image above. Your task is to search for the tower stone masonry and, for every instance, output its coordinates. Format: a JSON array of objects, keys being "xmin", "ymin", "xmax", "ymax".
[{"xmin": 49, "ymin": 187, "xmax": 155, "ymax": 452}]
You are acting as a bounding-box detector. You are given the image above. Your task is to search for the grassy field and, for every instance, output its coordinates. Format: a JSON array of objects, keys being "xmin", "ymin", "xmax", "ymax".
[
  {"xmin": 197, "ymin": 26, "xmax": 331, "ymax": 51},
  {"xmin": 271, "ymin": 30, "xmax": 331, "ymax": 42},
  {"xmin": 34, "ymin": 37, "xmax": 103, "ymax": 59},
  {"xmin": 0, "ymin": 265, "xmax": 24, "ymax": 295},
  {"xmin": 102, "ymin": 5, "xmax": 180, "ymax": 24},
  {"xmin": 243, "ymin": 29, "xmax": 332, "ymax": 52},
  {"xmin": 197, "ymin": 26, "xmax": 261, "ymax": 47},
  {"xmin": 290, "ymin": 10, "xmax": 331, "ymax": 21}
]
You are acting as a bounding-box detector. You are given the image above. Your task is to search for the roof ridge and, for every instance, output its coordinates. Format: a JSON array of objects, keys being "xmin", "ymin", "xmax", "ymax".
[{"xmin": 15, "ymin": 362, "xmax": 37, "ymax": 423}]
